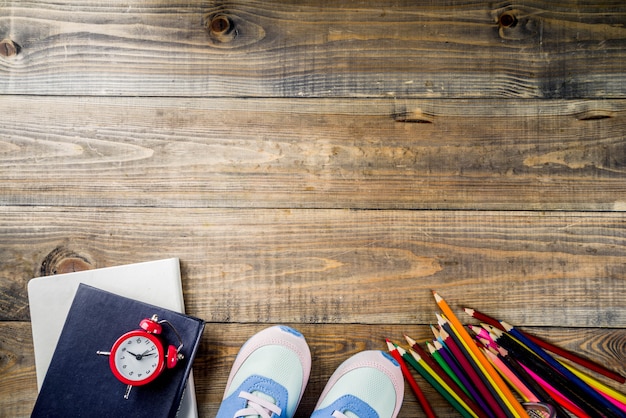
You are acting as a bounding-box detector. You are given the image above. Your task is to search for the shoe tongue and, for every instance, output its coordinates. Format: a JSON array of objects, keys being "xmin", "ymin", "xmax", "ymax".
[{"xmin": 252, "ymin": 390, "xmax": 276, "ymax": 404}]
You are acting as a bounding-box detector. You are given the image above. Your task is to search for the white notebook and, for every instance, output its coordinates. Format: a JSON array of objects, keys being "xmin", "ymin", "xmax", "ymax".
[{"xmin": 28, "ymin": 258, "xmax": 199, "ymax": 418}]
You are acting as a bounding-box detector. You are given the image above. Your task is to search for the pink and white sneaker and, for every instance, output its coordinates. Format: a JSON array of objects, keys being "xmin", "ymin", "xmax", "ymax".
[
  {"xmin": 311, "ymin": 350, "xmax": 404, "ymax": 418},
  {"xmin": 216, "ymin": 325, "xmax": 311, "ymax": 418}
]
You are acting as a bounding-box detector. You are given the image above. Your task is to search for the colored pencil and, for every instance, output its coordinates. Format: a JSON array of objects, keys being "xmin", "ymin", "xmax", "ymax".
[
  {"xmin": 432, "ymin": 339, "xmax": 497, "ymax": 418},
  {"xmin": 405, "ymin": 335, "xmax": 488, "ymax": 418},
  {"xmin": 559, "ymin": 360, "xmax": 626, "ymax": 413},
  {"xmin": 427, "ymin": 341, "xmax": 470, "ymax": 397},
  {"xmin": 501, "ymin": 321, "xmax": 624, "ymax": 418},
  {"xmin": 468, "ymin": 324, "xmax": 500, "ymax": 349},
  {"xmin": 493, "ymin": 343, "xmax": 572, "ymax": 418},
  {"xmin": 482, "ymin": 347, "xmax": 538, "ymax": 403},
  {"xmin": 396, "ymin": 344, "xmax": 477, "ymax": 418},
  {"xmin": 433, "ymin": 292, "xmax": 529, "ymax": 418},
  {"xmin": 386, "ymin": 339, "xmax": 436, "ymax": 418},
  {"xmin": 521, "ymin": 363, "xmax": 592, "ymax": 418},
  {"xmin": 437, "ymin": 318, "xmax": 508, "ymax": 417},
  {"xmin": 494, "ymin": 327, "xmax": 618, "ymax": 418},
  {"xmin": 465, "ymin": 307, "xmax": 626, "ymax": 384}
]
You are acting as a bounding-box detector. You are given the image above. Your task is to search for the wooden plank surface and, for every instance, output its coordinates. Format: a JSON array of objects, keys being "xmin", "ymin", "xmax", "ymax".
[
  {"xmin": 0, "ymin": 1, "xmax": 625, "ymax": 98},
  {"xmin": 2, "ymin": 207, "xmax": 625, "ymax": 328},
  {"xmin": 1, "ymin": 97, "xmax": 626, "ymax": 210},
  {"xmin": 2, "ymin": 0, "xmax": 626, "ymax": 417},
  {"xmin": 1, "ymin": 322, "xmax": 624, "ymax": 417}
]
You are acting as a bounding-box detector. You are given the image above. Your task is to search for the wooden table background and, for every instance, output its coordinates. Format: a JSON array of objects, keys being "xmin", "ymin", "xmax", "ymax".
[{"xmin": 1, "ymin": 1, "xmax": 625, "ymax": 416}]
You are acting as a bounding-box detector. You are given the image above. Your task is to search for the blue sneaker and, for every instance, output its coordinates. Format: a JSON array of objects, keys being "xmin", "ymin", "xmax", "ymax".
[
  {"xmin": 215, "ymin": 325, "xmax": 311, "ymax": 418},
  {"xmin": 311, "ymin": 351, "xmax": 404, "ymax": 418}
]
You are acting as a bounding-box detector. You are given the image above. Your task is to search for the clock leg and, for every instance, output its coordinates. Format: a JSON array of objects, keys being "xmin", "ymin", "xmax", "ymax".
[{"xmin": 124, "ymin": 384, "xmax": 132, "ymax": 399}]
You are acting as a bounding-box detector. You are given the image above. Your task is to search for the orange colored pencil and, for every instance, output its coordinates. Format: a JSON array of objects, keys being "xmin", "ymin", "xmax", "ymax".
[{"xmin": 433, "ymin": 291, "xmax": 529, "ymax": 418}]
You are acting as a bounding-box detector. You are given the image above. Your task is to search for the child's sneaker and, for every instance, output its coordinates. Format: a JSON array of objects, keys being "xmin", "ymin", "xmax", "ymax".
[
  {"xmin": 311, "ymin": 350, "xmax": 404, "ymax": 418},
  {"xmin": 215, "ymin": 325, "xmax": 311, "ymax": 418}
]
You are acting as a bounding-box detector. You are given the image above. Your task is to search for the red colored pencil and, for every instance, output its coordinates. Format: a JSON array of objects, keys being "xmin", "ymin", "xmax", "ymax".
[
  {"xmin": 386, "ymin": 339, "xmax": 437, "ymax": 418},
  {"xmin": 464, "ymin": 307, "xmax": 626, "ymax": 384}
]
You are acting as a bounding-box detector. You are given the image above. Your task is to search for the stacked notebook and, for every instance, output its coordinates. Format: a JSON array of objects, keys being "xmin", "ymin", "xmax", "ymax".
[{"xmin": 28, "ymin": 258, "xmax": 204, "ymax": 418}]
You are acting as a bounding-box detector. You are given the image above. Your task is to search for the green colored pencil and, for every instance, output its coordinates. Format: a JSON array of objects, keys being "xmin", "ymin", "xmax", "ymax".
[
  {"xmin": 427, "ymin": 341, "xmax": 471, "ymax": 397},
  {"xmin": 395, "ymin": 344, "xmax": 477, "ymax": 418}
]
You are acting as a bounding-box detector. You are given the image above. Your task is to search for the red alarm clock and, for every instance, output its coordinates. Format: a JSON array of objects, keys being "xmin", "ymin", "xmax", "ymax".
[{"xmin": 97, "ymin": 314, "xmax": 184, "ymax": 399}]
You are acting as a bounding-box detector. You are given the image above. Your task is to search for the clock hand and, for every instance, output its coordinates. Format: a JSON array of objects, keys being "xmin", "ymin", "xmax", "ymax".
[{"xmin": 126, "ymin": 350, "xmax": 146, "ymax": 360}]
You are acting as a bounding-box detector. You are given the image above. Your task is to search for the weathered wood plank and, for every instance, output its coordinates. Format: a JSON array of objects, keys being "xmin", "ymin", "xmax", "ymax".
[
  {"xmin": 1, "ymin": 1, "xmax": 625, "ymax": 98},
  {"xmin": 1, "ymin": 322, "xmax": 624, "ymax": 417},
  {"xmin": 2, "ymin": 207, "xmax": 625, "ymax": 327},
  {"xmin": 0, "ymin": 322, "xmax": 38, "ymax": 417},
  {"xmin": 1, "ymin": 97, "xmax": 626, "ymax": 210}
]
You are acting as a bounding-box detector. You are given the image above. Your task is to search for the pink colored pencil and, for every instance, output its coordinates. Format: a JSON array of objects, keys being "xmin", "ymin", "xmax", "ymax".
[{"xmin": 482, "ymin": 348, "xmax": 539, "ymax": 403}]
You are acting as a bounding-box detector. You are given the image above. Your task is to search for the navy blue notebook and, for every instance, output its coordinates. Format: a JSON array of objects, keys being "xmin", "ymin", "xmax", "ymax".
[{"xmin": 31, "ymin": 284, "xmax": 205, "ymax": 418}]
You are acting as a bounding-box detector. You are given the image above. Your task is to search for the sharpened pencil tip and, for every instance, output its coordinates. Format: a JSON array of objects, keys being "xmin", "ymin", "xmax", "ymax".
[
  {"xmin": 464, "ymin": 307, "xmax": 475, "ymax": 316},
  {"xmin": 386, "ymin": 339, "xmax": 395, "ymax": 351},
  {"xmin": 432, "ymin": 291, "xmax": 443, "ymax": 303},
  {"xmin": 500, "ymin": 321, "xmax": 513, "ymax": 331}
]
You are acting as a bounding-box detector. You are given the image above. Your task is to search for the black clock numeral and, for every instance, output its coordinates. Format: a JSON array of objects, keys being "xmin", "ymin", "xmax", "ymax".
[
  {"xmin": 120, "ymin": 355, "xmax": 126, "ymax": 360},
  {"xmin": 151, "ymin": 345, "xmax": 156, "ymax": 350},
  {"xmin": 129, "ymin": 371, "xmax": 134, "ymax": 376},
  {"xmin": 152, "ymin": 363, "xmax": 157, "ymax": 368},
  {"xmin": 138, "ymin": 373, "xmax": 143, "ymax": 377},
  {"xmin": 146, "ymin": 369, "xmax": 151, "ymax": 374},
  {"xmin": 144, "ymin": 339, "xmax": 150, "ymax": 345},
  {"xmin": 123, "ymin": 365, "xmax": 127, "ymax": 369},
  {"xmin": 136, "ymin": 338, "xmax": 141, "ymax": 344}
]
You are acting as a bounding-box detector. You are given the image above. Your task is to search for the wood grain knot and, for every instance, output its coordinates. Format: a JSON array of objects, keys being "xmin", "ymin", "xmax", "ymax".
[
  {"xmin": 205, "ymin": 14, "xmax": 236, "ymax": 43},
  {"xmin": 203, "ymin": 11, "xmax": 266, "ymax": 48},
  {"xmin": 210, "ymin": 15, "xmax": 232, "ymax": 35},
  {"xmin": 0, "ymin": 39, "xmax": 18, "ymax": 58},
  {"xmin": 40, "ymin": 247, "xmax": 94, "ymax": 276},
  {"xmin": 494, "ymin": 8, "xmax": 537, "ymax": 41},
  {"xmin": 498, "ymin": 12, "xmax": 517, "ymax": 29}
]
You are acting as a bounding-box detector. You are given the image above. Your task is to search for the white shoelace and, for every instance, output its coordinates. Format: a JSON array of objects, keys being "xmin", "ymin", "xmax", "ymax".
[
  {"xmin": 331, "ymin": 411, "xmax": 349, "ymax": 418},
  {"xmin": 234, "ymin": 391, "xmax": 282, "ymax": 418}
]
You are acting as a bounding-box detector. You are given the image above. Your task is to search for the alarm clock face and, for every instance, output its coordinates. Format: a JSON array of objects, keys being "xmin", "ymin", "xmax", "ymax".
[{"xmin": 109, "ymin": 330, "xmax": 165, "ymax": 386}]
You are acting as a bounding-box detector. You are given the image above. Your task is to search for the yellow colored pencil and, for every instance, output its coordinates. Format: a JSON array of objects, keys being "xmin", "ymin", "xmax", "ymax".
[{"xmin": 560, "ymin": 360, "xmax": 626, "ymax": 406}]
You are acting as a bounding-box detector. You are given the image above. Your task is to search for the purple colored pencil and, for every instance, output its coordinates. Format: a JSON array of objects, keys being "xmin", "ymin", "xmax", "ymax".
[{"xmin": 434, "ymin": 340, "xmax": 497, "ymax": 418}]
